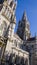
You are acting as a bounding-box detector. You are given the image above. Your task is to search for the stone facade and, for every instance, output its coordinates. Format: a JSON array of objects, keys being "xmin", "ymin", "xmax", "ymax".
[
  {"xmin": 0, "ymin": 0, "xmax": 29, "ymax": 65},
  {"xmin": 0, "ymin": 0, "xmax": 16, "ymax": 64},
  {"xmin": 25, "ymin": 37, "xmax": 37, "ymax": 65},
  {"xmin": 0, "ymin": 0, "xmax": 37, "ymax": 65}
]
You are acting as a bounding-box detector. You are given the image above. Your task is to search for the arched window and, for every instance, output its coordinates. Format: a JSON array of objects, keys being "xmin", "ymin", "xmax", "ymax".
[
  {"xmin": 14, "ymin": 40, "xmax": 17, "ymax": 47},
  {"xmin": 2, "ymin": 6, "xmax": 6, "ymax": 13},
  {"xmin": 10, "ymin": 1, "xmax": 13, "ymax": 8},
  {"xmin": 7, "ymin": 0, "xmax": 12, "ymax": 5},
  {"xmin": 15, "ymin": 55, "xmax": 21, "ymax": 65},
  {"xmin": 20, "ymin": 57, "xmax": 24, "ymax": 65},
  {"xmin": 0, "ymin": 20, "xmax": 7, "ymax": 37},
  {"xmin": 3, "ymin": 21, "xmax": 7, "ymax": 37}
]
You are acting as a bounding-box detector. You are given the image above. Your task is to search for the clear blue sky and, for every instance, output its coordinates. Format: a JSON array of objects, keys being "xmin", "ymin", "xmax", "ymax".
[{"xmin": 15, "ymin": 0, "xmax": 37, "ymax": 36}]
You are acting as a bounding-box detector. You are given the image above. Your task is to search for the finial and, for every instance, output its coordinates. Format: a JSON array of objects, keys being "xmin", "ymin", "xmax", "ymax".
[{"xmin": 22, "ymin": 10, "xmax": 27, "ymax": 21}]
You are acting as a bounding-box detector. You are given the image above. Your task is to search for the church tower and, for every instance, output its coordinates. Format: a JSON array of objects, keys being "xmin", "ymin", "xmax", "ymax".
[{"xmin": 17, "ymin": 11, "xmax": 30, "ymax": 40}]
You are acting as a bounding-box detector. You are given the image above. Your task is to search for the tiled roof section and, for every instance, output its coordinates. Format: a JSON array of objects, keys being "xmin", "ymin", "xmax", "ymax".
[{"xmin": 27, "ymin": 37, "xmax": 36, "ymax": 41}]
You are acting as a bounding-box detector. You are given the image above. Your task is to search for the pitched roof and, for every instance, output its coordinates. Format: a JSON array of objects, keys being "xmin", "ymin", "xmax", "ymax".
[{"xmin": 27, "ymin": 37, "xmax": 36, "ymax": 41}]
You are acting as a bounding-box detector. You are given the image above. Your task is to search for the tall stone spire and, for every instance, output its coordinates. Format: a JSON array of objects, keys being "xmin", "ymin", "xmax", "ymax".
[
  {"xmin": 17, "ymin": 11, "xmax": 30, "ymax": 40},
  {"xmin": 22, "ymin": 11, "xmax": 30, "ymax": 40},
  {"xmin": 22, "ymin": 11, "xmax": 27, "ymax": 20}
]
